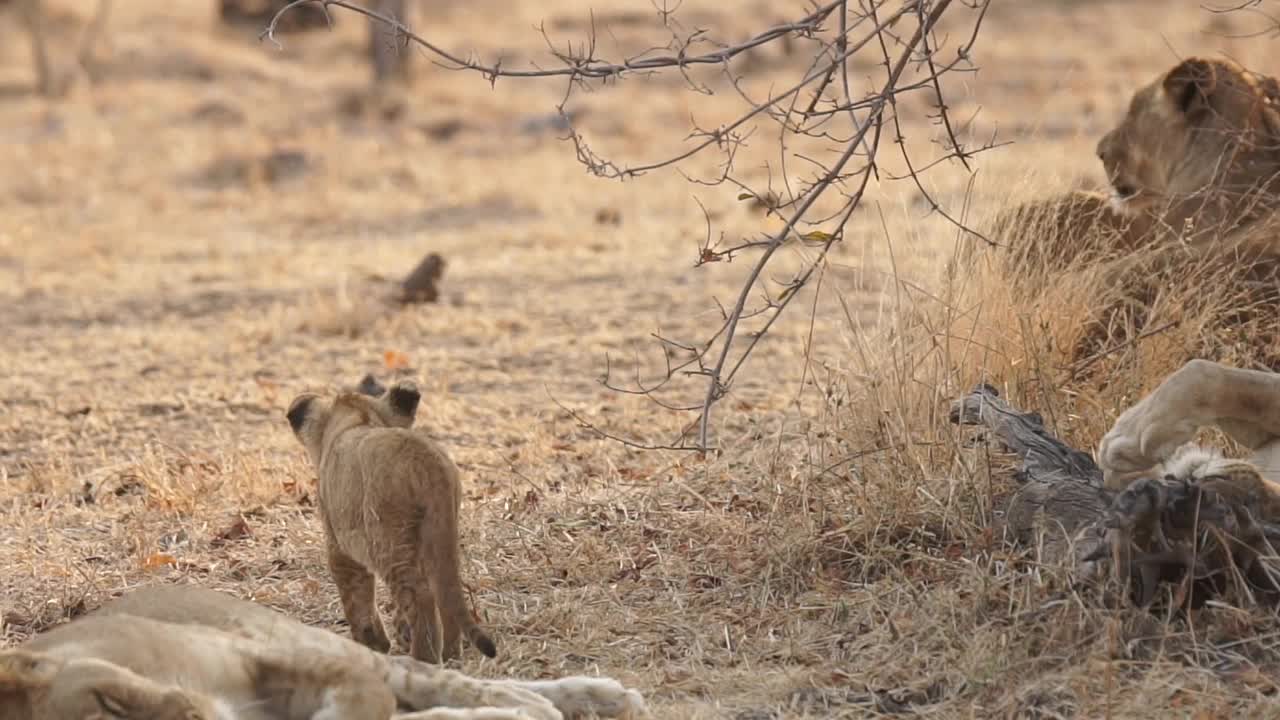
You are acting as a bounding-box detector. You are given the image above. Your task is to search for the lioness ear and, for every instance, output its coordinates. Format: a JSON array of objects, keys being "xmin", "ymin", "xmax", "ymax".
[
  {"xmin": 387, "ymin": 382, "xmax": 421, "ymax": 418},
  {"xmin": 1164, "ymin": 58, "xmax": 1218, "ymax": 116},
  {"xmin": 0, "ymin": 650, "xmax": 56, "ymax": 691},
  {"xmin": 286, "ymin": 394, "xmax": 317, "ymax": 433}
]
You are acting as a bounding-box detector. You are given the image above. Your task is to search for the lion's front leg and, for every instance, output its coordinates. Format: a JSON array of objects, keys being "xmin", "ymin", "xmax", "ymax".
[
  {"xmin": 1098, "ymin": 359, "xmax": 1280, "ymax": 488},
  {"xmin": 394, "ymin": 709, "xmax": 539, "ymax": 719},
  {"xmin": 1098, "ymin": 360, "xmax": 1220, "ymax": 488},
  {"xmin": 382, "ymin": 657, "xmax": 563, "ymax": 720},
  {"xmin": 504, "ymin": 677, "xmax": 648, "ymax": 720},
  {"xmin": 383, "ymin": 655, "xmax": 648, "ymax": 719}
]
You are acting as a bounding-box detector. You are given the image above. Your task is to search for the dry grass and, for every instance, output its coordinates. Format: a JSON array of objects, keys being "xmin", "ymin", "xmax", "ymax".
[{"xmin": 5, "ymin": 1, "xmax": 1280, "ymax": 718}]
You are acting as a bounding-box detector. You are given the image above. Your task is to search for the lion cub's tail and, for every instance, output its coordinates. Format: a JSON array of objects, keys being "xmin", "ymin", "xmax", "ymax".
[
  {"xmin": 425, "ymin": 504, "xmax": 498, "ymax": 659},
  {"xmin": 462, "ymin": 616, "xmax": 498, "ymax": 659}
]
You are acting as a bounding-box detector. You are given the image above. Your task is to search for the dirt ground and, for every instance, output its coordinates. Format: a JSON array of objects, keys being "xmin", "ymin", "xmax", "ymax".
[{"xmin": 3, "ymin": 1, "xmax": 1280, "ymax": 718}]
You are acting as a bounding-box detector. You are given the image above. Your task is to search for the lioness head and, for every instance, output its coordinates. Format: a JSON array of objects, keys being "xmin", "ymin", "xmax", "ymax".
[
  {"xmin": 286, "ymin": 380, "xmax": 421, "ymax": 464},
  {"xmin": 0, "ymin": 649, "xmax": 225, "ymax": 719},
  {"xmin": 1095, "ymin": 57, "xmax": 1280, "ymax": 216}
]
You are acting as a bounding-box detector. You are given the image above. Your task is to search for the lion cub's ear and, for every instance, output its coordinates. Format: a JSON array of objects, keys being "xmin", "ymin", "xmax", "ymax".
[
  {"xmin": 286, "ymin": 394, "xmax": 320, "ymax": 434},
  {"xmin": 387, "ymin": 382, "xmax": 421, "ymax": 419},
  {"xmin": 0, "ymin": 650, "xmax": 57, "ymax": 691},
  {"xmin": 1164, "ymin": 57, "xmax": 1218, "ymax": 116}
]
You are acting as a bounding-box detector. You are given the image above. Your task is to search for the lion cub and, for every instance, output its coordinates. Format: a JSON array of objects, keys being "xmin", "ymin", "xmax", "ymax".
[{"xmin": 286, "ymin": 380, "xmax": 497, "ymax": 662}]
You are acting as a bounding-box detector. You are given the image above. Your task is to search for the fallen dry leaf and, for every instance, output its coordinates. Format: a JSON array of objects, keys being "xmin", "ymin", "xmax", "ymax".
[{"xmin": 142, "ymin": 552, "xmax": 177, "ymax": 569}]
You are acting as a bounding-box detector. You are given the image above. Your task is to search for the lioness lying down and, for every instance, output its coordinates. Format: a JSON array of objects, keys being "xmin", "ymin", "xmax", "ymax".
[
  {"xmin": 0, "ymin": 583, "xmax": 647, "ymax": 719},
  {"xmin": 985, "ymin": 55, "xmax": 1280, "ymax": 284}
]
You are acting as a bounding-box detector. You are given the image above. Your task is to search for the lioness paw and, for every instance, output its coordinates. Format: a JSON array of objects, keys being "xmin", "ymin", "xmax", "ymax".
[{"xmin": 1098, "ymin": 409, "xmax": 1197, "ymax": 489}]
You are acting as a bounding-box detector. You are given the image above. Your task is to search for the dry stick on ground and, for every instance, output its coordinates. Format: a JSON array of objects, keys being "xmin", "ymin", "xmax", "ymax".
[
  {"xmin": 267, "ymin": 0, "xmax": 999, "ymax": 451},
  {"xmin": 950, "ymin": 384, "xmax": 1280, "ymax": 610}
]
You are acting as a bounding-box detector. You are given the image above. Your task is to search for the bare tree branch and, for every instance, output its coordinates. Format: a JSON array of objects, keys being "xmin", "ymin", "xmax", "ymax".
[
  {"xmin": 266, "ymin": 0, "xmax": 845, "ymax": 80},
  {"xmin": 269, "ymin": 0, "xmax": 997, "ymax": 452}
]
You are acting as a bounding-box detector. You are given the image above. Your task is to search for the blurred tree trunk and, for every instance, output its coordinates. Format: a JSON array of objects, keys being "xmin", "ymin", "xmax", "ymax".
[
  {"xmin": 368, "ymin": 0, "xmax": 412, "ymax": 86},
  {"xmin": 17, "ymin": 0, "xmax": 54, "ymax": 96}
]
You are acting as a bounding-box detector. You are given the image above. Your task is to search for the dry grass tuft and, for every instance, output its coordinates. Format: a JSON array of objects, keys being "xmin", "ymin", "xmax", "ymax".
[{"xmin": 809, "ymin": 176, "xmax": 1280, "ymax": 716}]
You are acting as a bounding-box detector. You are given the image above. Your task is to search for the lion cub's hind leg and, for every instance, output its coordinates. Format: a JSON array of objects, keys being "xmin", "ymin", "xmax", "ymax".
[
  {"xmin": 376, "ymin": 465, "xmax": 479, "ymax": 663},
  {"xmin": 393, "ymin": 595, "xmax": 437, "ymax": 658},
  {"xmin": 328, "ymin": 540, "xmax": 392, "ymax": 653},
  {"xmin": 388, "ymin": 567, "xmax": 445, "ymax": 663}
]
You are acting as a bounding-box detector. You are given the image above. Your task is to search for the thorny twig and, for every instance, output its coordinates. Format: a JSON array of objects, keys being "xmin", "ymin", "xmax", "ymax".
[
  {"xmin": 1201, "ymin": 0, "xmax": 1280, "ymax": 39},
  {"xmin": 269, "ymin": 0, "xmax": 998, "ymax": 452}
]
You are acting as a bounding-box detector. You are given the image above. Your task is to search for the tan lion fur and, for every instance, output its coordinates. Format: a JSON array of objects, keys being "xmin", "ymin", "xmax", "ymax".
[
  {"xmin": 986, "ymin": 56, "xmax": 1280, "ymax": 280},
  {"xmin": 0, "ymin": 583, "xmax": 647, "ymax": 720}
]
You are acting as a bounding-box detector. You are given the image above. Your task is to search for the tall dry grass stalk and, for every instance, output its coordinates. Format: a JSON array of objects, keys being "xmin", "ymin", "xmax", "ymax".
[{"xmin": 757, "ymin": 181, "xmax": 1280, "ymax": 716}]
